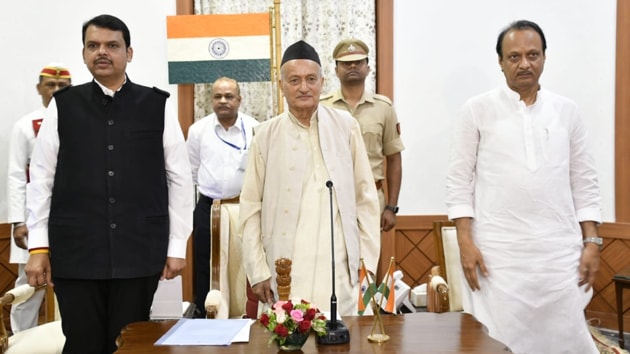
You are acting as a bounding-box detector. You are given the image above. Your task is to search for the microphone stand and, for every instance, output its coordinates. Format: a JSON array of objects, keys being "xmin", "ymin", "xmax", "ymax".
[{"xmin": 317, "ymin": 180, "xmax": 350, "ymax": 345}]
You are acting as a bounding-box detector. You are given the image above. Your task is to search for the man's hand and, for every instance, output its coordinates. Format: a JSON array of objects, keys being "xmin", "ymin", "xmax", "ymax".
[
  {"xmin": 13, "ymin": 224, "xmax": 28, "ymax": 249},
  {"xmin": 458, "ymin": 240, "xmax": 488, "ymax": 291},
  {"xmin": 251, "ymin": 279, "xmax": 274, "ymax": 304},
  {"xmin": 161, "ymin": 257, "xmax": 186, "ymax": 280},
  {"xmin": 578, "ymin": 244, "xmax": 600, "ymax": 291},
  {"xmin": 25, "ymin": 253, "xmax": 53, "ymax": 287},
  {"xmin": 454, "ymin": 217, "xmax": 488, "ymax": 291},
  {"xmin": 381, "ymin": 210, "xmax": 396, "ymax": 232}
]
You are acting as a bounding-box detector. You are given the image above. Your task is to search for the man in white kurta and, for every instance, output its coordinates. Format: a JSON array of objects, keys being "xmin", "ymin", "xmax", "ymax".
[
  {"xmin": 240, "ymin": 40, "xmax": 380, "ymax": 316},
  {"xmin": 446, "ymin": 21, "xmax": 601, "ymax": 354}
]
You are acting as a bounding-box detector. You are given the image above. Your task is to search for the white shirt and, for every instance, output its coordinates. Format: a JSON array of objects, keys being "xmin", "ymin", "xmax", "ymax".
[
  {"xmin": 26, "ymin": 80, "xmax": 194, "ymax": 259},
  {"xmin": 445, "ymin": 85, "xmax": 601, "ymax": 353},
  {"xmin": 186, "ymin": 112, "xmax": 258, "ymax": 199},
  {"xmin": 446, "ymin": 85, "xmax": 601, "ymax": 224},
  {"xmin": 7, "ymin": 108, "xmax": 45, "ymax": 264}
]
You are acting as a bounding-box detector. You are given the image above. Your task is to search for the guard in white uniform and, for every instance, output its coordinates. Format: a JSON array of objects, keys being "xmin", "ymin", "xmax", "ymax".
[{"xmin": 7, "ymin": 63, "xmax": 71, "ymax": 332}]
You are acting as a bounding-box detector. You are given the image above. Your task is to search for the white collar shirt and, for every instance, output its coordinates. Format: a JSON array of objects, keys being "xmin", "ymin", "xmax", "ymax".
[{"xmin": 186, "ymin": 112, "xmax": 259, "ymax": 199}]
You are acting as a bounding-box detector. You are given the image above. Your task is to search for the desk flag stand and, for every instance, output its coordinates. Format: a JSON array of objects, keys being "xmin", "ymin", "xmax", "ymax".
[{"xmin": 365, "ymin": 257, "xmax": 396, "ymax": 343}]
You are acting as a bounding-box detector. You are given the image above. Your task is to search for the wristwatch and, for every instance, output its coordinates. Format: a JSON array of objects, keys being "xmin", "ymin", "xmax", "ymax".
[
  {"xmin": 583, "ymin": 236, "xmax": 603, "ymax": 250},
  {"xmin": 385, "ymin": 205, "xmax": 399, "ymax": 214}
]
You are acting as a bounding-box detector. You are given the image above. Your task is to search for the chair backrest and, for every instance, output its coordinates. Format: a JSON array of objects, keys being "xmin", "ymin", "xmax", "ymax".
[
  {"xmin": 1, "ymin": 285, "xmax": 64, "ymax": 354},
  {"xmin": 433, "ymin": 221, "xmax": 464, "ymax": 312},
  {"xmin": 207, "ymin": 200, "xmax": 254, "ymax": 319}
]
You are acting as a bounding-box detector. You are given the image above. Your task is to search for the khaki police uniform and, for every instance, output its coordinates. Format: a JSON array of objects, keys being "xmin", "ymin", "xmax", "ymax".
[{"xmin": 321, "ymin": 39, "xmax": 404, "ymax": 211}]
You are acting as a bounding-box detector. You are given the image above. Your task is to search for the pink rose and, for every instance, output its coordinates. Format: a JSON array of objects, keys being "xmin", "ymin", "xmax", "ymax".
[
  {"xmin": 290, "ymin": 309, "xmax": 304, "ymax": 322},
  {"xmin": 272, "ymin": 300, "xmax": 286, "ymax": 310}
]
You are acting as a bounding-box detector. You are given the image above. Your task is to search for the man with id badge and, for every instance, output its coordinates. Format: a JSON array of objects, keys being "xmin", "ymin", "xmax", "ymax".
[{"xmin": 186, "ymin": 77, "xmax": 259, "ymax": 317}]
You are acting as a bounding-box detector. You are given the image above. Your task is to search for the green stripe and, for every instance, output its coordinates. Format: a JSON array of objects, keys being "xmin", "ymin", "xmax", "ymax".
[
  {"xmin": 378, "ymin": 283, "xmax": 390, "ymax": 299},
  {"xmin": 360, "ymin": 283, "xmax": 377, "ymax": 312},
  {"xmin": 168, "ymin": 59, "xmax": 270, "ymax": 84}
]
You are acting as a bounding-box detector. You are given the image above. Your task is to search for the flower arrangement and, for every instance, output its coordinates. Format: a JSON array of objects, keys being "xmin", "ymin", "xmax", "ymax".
[{"xmin": 259, "ymin": 299, "xmax": 328, "ymax": 346}]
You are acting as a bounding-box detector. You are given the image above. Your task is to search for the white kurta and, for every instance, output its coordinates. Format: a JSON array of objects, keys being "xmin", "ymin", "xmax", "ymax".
[
  {"xmin": 446, "ymin": 86, "xmax": 601, "ymax": 354},
  {"xmin": 240, "ymin": 105, "xmax": 380, "ymax": 316},
  {"xmin": 291, "ymin": 117, "xmax": 352, "ymax": 314}
]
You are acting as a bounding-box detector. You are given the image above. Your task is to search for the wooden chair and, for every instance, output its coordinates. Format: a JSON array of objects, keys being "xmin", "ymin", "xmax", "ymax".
[
  {"xmin": 429, "ymin": 221, "xmax": 464, "ymax": 313},
  {"xmin": 613, "ymin": 267, "xmax": 630, "ymax": 349},
  {"xmin": 1, "ymin": 285, "xmax": 64, "ymax": 354},
  {"xmin": 427, "ymin": 265, "xmax": 449, "ymax": 313},
  {"xmin": 205, "ymin": 199, "xmax": 257, "ymax": 319}
]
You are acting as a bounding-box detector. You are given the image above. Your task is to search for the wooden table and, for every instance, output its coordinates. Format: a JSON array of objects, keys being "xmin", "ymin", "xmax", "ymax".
[{"xmin": 115, "ymin": 312, "xmax": 507, "ymax": 353}]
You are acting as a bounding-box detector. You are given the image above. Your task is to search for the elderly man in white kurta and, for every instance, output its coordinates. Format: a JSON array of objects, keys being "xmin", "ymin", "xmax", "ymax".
[
  {"xmin": 240, "ymin": 40, "xmax": 380, "ymax": 316},
  {"xmin": 446, "ymin": 20, "xmax": 601, "ymax": 354}
]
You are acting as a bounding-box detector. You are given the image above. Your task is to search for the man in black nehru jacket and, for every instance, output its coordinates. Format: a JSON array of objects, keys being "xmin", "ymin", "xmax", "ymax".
[{"xmin": 25, "ymin": 14, "xmax": 193, "ymax": 353}]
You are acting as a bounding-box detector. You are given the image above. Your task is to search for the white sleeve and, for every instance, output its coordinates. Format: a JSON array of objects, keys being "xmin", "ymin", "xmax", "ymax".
[
  {"xmin": 445, "ymin": 103, "xmax": 478, "ymax": 220},
  {"xmin": 26, "ymin": 100, "xmax": 60, "ymax": 250},
  {"xmin": 163, "ymin": 100, "xmax": 194, "ymax": 258},
  {"xmin": 7, "ymin": 118, "xmax": 29, "ymax": 223}
]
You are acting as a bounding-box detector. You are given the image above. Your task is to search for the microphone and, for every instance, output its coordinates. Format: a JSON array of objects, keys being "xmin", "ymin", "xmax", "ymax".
[{"xmin": 317, "ymin": 180, "xmax": 350, "ymax": 345}]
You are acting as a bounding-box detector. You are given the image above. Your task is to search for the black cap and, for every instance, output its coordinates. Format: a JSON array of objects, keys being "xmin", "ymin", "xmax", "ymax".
[{"xmin": 281, "ymin": 40, "xmax": 321, "ymax": 66}]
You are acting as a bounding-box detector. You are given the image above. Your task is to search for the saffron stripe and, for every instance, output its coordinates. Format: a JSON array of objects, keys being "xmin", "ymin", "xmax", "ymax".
[
  {"xmin": 166, "ymin": 13, "xmax": 269, "ymax": 38},
  {"xmin": 168, "ymin": 59, "xmax": 270, "ymax": 84},
  {"xmin": 167, "ymin": 36, "xmax": 270, "ymax": 62}
]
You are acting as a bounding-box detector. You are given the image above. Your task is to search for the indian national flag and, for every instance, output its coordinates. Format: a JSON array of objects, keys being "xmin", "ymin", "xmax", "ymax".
[
  {"xmin": 166, "ymin": 13, "xmax": 271, "ymax": 84},
  {"xmin": 377, "ymin": 260, "xmax": 396, "ymax": 313},
  {"xmin": 357, "ymin": 259, "xmax": 375, "ymax": 316}
]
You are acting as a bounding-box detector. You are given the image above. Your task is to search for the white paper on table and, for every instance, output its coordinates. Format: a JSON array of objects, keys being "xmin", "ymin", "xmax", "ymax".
[
  {"xmin": 150, "ymin": 275, "xmax": 184, "ymax": 320},
  {"xmin": 231, "ymin": 319, "xmax": 255, "ymax": 342},
  {"xmin": 155, "ymin": 318, "xmax": 251, "ymax": 346}
]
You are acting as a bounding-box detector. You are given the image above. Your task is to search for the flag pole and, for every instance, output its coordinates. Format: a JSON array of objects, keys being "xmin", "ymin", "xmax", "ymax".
[
  {"xmin": 367, "ymin": 257, "xmax": 394, "ymax": 343},
  {"xmin": 269, "ymin": 0, "xmax": 283, "ymax": 115},
  {"xmin": 377, "ymin": 257, "xmax": 394, "ymax": 311}
]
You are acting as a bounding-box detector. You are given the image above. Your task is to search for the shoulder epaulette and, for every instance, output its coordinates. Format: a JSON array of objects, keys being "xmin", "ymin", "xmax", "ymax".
[
  {"xmin": 152, "ymin": 86, "xmax": 171, "ymax": 98},
  {"xmin": 373, "ymin": 94, "xmax": 392, "ymax": 105}
]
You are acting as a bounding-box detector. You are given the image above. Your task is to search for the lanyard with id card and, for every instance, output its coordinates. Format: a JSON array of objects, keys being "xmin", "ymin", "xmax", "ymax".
[{"xmin": 215, "ymin": 119, "xmax": 249, "ymax": 171}]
